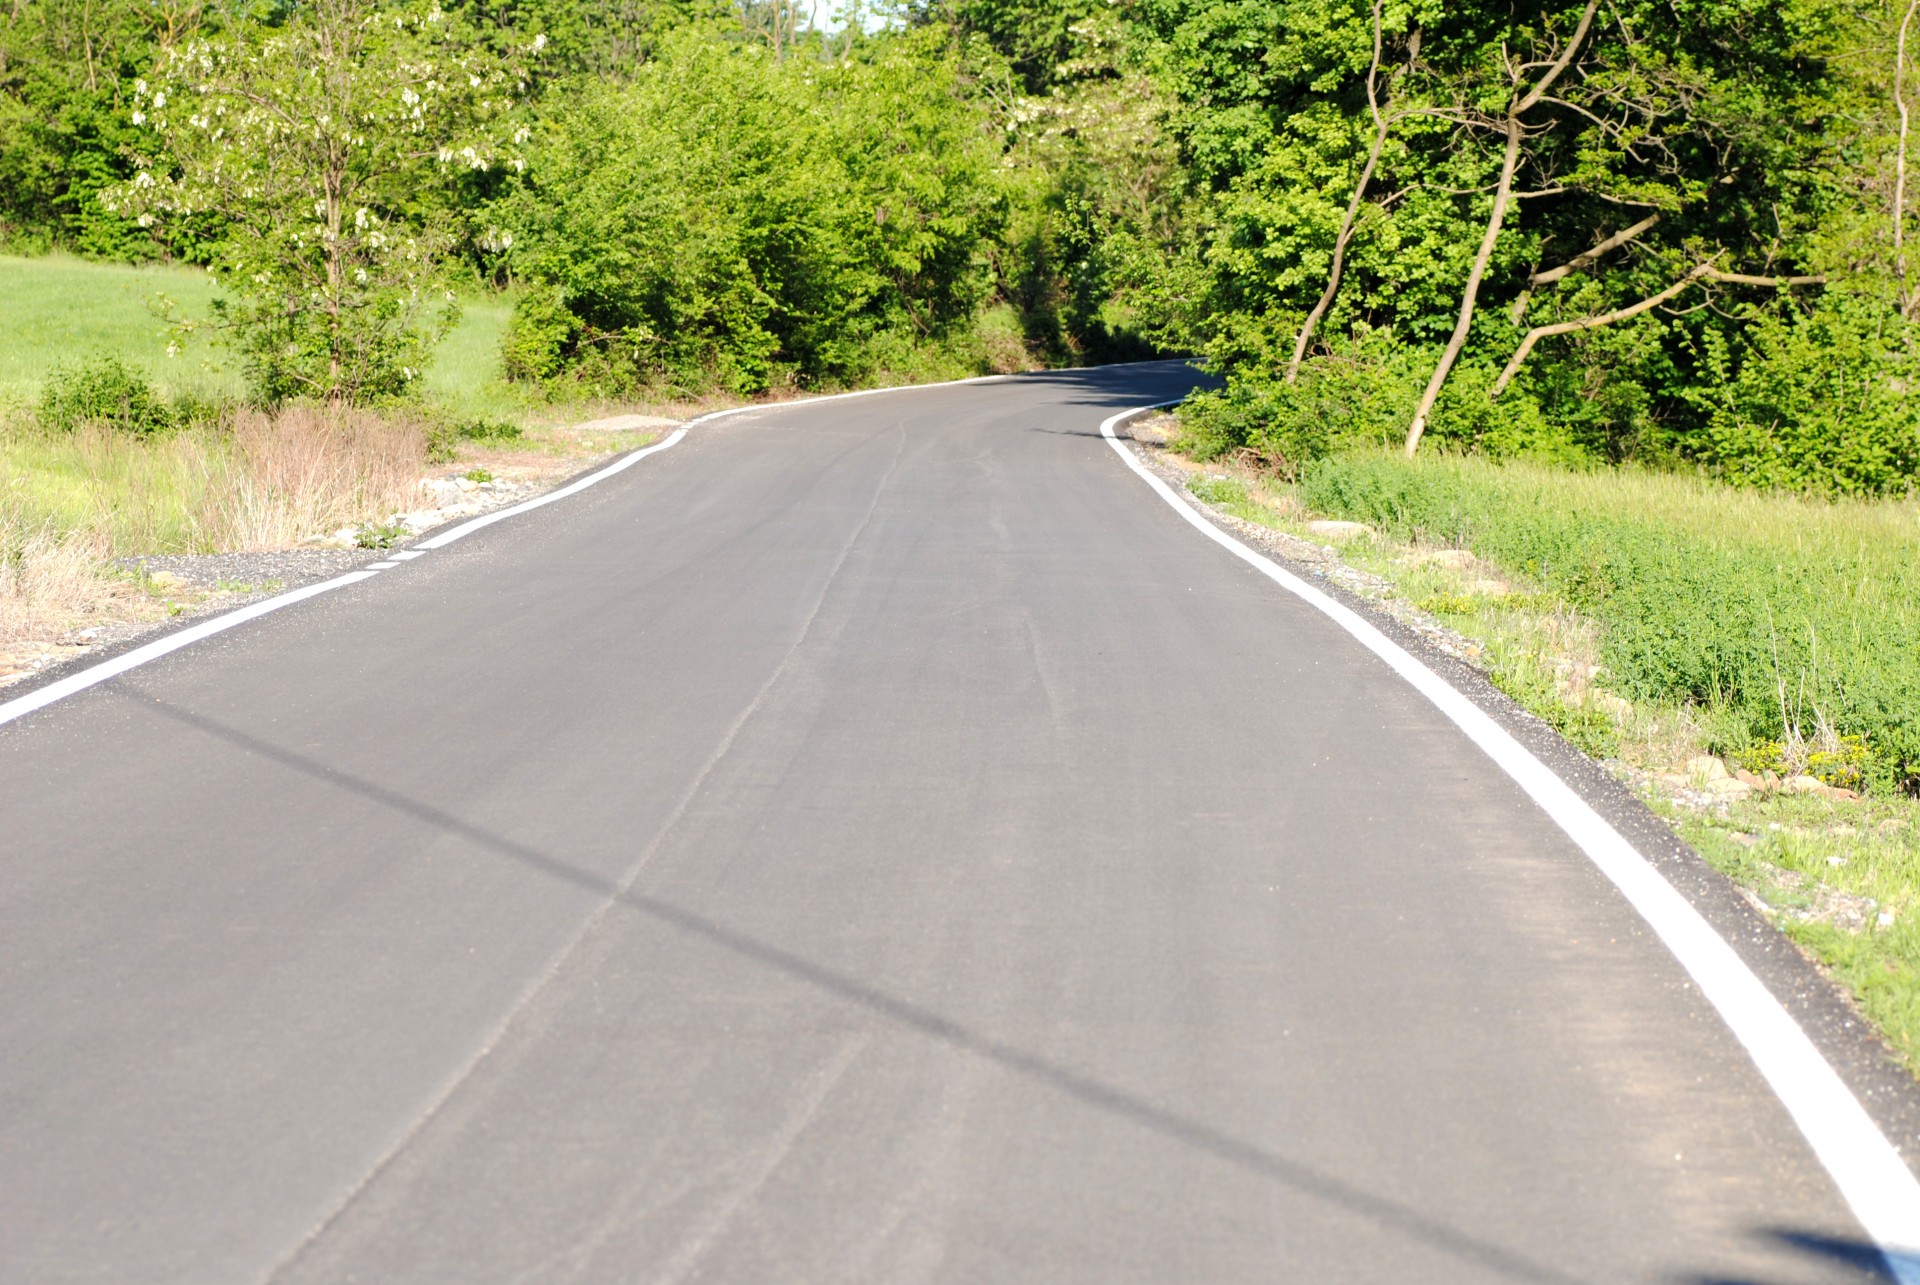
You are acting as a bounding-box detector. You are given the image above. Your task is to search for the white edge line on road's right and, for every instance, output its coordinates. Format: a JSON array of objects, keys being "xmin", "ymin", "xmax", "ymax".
[
  {"xmin": 0, "ymin": 370, "xmax": 1022, "ymax": 730},
  {"xmin": 1099, "ymin": 403, "xmax": 1920, "ymax": 1282}
]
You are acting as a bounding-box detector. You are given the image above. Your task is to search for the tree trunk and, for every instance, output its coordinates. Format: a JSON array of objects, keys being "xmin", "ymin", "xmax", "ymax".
[
  {"xmin": 325, "ymin": 161, "xmax": 344, "ymax": 399},
  {"xmin": 1403, "ymin": 118, "xmax": 1520, "ymax": 454},
  {"xmin": 1286, "ymin": 0, "xmax": 1389, "ymax": 384},
  {"xmin": 1899, "ymin": 0, "xmax": 1919, "ymax": 317},
  {"xmin": 1403, "ymin": 0, "xmax": 1601, "ymax": 455}
]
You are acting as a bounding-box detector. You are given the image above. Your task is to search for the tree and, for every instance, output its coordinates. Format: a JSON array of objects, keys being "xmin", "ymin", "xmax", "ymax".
[{"xmin": 106, "ymin": 0, "xmax": 534, "ymax": 403}]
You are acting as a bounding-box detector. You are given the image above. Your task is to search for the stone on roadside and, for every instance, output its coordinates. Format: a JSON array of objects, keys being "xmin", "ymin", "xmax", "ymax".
[
  {"xmin": 1734, "ymin": 768, "xmax": 1764, "ymax": 787},
  {"xmin": 1705, "ymin": 777, "xmax": 1753, "ymax": 798},
  {"xmin": 1783, "ymin": 775, "xmax": 1828, "ymax": 794},
  {"xmin": 1307, "ymin": 519, "xmax": 1372, "ymax": 540},
  {"xmin": 1685, "ymin": 755, "xmax": 1731, "ymax": 782},
  {"xmin": 1593, "ymin": 692, "xmax": 1633, "ymax": 720}
]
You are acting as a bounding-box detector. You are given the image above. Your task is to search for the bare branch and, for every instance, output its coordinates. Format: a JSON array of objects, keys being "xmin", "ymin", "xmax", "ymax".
[
  {"xmin": 1900, "ymin": 0, "xmax": 1919, "ymax": 315},
  {"xmin": 1698, "ymin": 267, "xmax": 1826, "ymax": 286},
  {"xmin": 1511, "ymin": 211, "xmax": 1662, "ymax": 323},
  {"xmin": 1493, "ymin": 261, "xmax": 1714, "ymax": 397},
  {"xmin": 1532, "ymin": 213, "xmax": 1663, "ymax": 287},
  {"xmin": 1513, "ymin": 0, "xmax": 1603, "ymax": 115},
  {"xmin": 1405, "ymin": 0, "xmax": 1603, "ymax": 454}
]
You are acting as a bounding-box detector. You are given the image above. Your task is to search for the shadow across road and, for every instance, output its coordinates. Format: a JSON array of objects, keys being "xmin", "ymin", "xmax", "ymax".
[
  {"xmin": 130, "ymin": 688, "xmax": 1592, "ymax": 1284},
  {"xmin": 122, "ymin": 686, "xmax": 1904, "ymax": 1283}
]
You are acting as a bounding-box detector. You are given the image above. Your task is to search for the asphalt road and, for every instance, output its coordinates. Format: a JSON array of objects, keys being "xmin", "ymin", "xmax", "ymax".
[{"xmin": 0, "ymin": 362, "xmax": 1901, "ymax": 1282}]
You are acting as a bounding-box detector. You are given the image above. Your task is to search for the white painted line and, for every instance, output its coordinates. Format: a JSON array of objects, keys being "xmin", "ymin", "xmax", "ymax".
[
  {"xmin": 0, "ymin": 367, "xmax": 1034, "ymax": 729},
  {"xmin": 0, "ymin": 571, "xmax": 382, "ymax": 729},
  {"xmin": 364, "ymin": 561, "xmax": 400, "ymax": 570},
  {"xmin": 1098, "ymin": 404, "xmax": 1920, "ymax": 1281},
  {"xmin": 388, "ymin": 550, "xmax": 426, "ymax": 560}
]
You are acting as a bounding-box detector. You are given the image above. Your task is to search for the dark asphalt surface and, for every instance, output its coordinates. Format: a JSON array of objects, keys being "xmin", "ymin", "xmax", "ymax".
[{"xmin": 0, "ymin": 362, "xmax": 1897, "ymax": 1282}]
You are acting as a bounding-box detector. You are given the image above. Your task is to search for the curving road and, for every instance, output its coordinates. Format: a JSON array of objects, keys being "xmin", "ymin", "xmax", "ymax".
[{"xmin": 0, "ymin": 362, "xmax": 1905, "ymax": 1282}]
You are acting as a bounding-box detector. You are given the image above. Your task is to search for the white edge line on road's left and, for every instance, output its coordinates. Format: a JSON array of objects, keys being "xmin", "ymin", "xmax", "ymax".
[
  {"xmin": 1099, "ymin": 403, "xmax": 1920, "ymax": 1282},
  {"xmin": 0, "ymin": 371, "xmax": 1019, "ymax": 730}
]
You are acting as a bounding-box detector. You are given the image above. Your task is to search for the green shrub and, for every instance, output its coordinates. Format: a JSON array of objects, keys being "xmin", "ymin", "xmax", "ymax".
[
  {"xmin": 37, "ymin": 355, "xmax": 174, "ymax": 436},
  {"xmin": 497, "ymin": 30, "xmax": 1007, "ymax": 396},
  {"xmin": 501, "ymin": 288, "xmax": 581, "ymax": 386},
  {"xmin": 1684, "ymin": 293, "xmax": 1920, "ymax": 496},
  {"xmin": 454, "ymin": 417, "xmax": 524, "ymax": 446},
  {"xmin": 424, "ymin": 414, "xmax": 523, "ymax": 464},
  {"xmin": 1302, "ymin": 451, "xmax": 1920, "ymax": 792},
  {"xmin": 1178, "ymin": 326, "xmax": 1423, "ymax": 472}
]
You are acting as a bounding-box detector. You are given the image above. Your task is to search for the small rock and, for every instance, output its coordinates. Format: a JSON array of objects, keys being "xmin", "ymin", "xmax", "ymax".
[
  {"xmin": 1783, "ymin": 775, "xmax": 1827, "ymax": 794},
  {"xmin": 1881, "ymin": 910, "xmax": 1898, "ymax": 928},
  {"xmin": 1594, "ymin": 692, "xmax": 1633, "ymax": 720},
  {"xmin": 1734, "ymin": 768, "xmax": 1764, "ymax": 787},
  {"xmin": 1307, "ymin": 519, "xmax": 1372, "ymax": 540},
  {"xmin": 1685, "ymin": 755, "xmax": 1731, "ymax": 782}
]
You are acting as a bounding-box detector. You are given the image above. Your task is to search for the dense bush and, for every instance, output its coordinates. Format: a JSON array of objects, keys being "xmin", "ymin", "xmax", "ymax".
[
  {"xmin": 498, "ymin": 32, "xmax": 1010, "ymax": 396},
  {"xmin": 37, "ymin": 355, "xmax": 173, "ymax": 436},
  {"xmin": 1683, "ymin": 293, "xmax": 1920, "ymax": 496},
  {"xmin": 1301, "ymin": 452, "xmax": 1920, "ymax": 792},
  {"xmin": 1176, "ymin": 326, "xmax": 1425, "ymax": 474}
]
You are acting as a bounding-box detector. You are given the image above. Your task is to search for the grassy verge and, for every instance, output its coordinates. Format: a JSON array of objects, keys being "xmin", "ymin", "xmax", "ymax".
[
  {"xmin": 1151, "ymin": 425, "xmax": 1920, "ymax": 1072},
  {"xmin": 0, "ymin": 254, "xmax": 742, "ymax": 686}
]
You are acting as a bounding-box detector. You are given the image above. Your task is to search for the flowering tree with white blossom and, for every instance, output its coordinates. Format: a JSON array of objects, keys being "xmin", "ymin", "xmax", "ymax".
[{"xmin": 107, "ymin": 0, "xmax": 538, "ymax": 403}]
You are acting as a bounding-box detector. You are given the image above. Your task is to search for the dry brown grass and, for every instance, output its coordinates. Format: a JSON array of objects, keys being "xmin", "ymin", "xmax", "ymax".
[
  {"xmin": 205, "ymin": 406, "xmax": 429, "ymax": 550},
  {"xmin": 0, "ymin": 520, "xmax": 143, "ymax": 650},
  {"xmin": 1, "ymin": 406, "xmax": 434, "ymax": 672}
]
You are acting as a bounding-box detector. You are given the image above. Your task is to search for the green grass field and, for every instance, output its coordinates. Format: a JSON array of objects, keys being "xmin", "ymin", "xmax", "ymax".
[{"xmin": 0, "ymin": 254, "xmax": 517, "ymax": 414}]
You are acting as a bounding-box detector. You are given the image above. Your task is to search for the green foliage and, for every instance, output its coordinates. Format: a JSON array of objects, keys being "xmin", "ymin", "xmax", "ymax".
[
  {"xmin": 1132, "ymin": 0, "xmax": 1919, "ymax": 489},
  {"xmin": 354, "ymin": 517, "xmax": 411, "ymax": 548},
  {"xmin": 37, "ymin": 355, "xmax": 173, "ymax": 436},
  {"xmin": 1487, "ymin": 657, "xmax": 1622, "ymax": 759},
  {"xmin": 1739, "ymin": 735, "xmax": 1871, "ymax": 790},
  {"xmin": 0, "ymin": 0, "xmax": 178, "ymax": 260},
  {"xmin": 454, "ymin": 417, "xmax": 525, "ymax": 445},
  {"xmin": 105, "ymin": 0, "xmax": 536, "ymax": 405},
  {"xmin": 500, "ymin": 286, "xmax": 580, "ymax": 384},
  {"xmin": 1301, "ymin": 451, "xmax": 1920, "ymax": 792},
  {"xmin": 500, "ymin": 30, "xmax": 1009, "ymax": 396},
  {"xmin": 424, "ymin": 412, "xmax": 524, "ymax": 462},
  {"xmin": 1184, "ymin": 474, "xmax": 1249, "ymax": 505},
  {"xmin": 1176, "ymin": 325, "xmax": 1424, "ymax": 473},
  {"xmin": 1684, "ymin": 292, "xmax": 1920, "ymax": 496}
]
